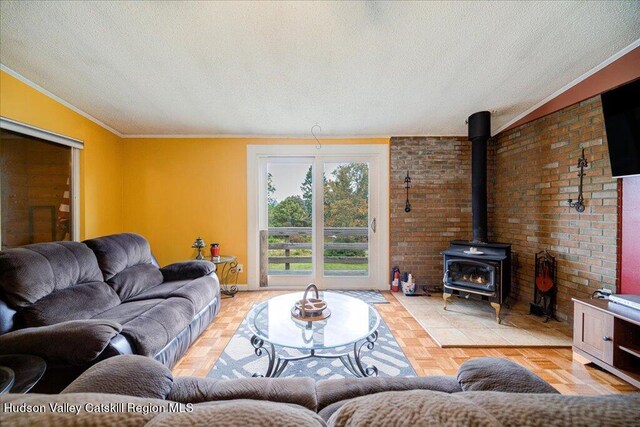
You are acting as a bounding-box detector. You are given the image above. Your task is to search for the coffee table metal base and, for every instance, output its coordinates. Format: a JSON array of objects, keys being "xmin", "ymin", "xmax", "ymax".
[{"xmin": 250, "ymin": 331, "xmax": 379, "ymax": 378}]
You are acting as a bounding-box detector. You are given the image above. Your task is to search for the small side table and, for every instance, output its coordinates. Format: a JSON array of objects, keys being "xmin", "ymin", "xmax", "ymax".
[
  {"xmin": 0, "ymin": 354, "xmax": 46, "ymax": 394},
  {"xmin": 211, "ymin": 255, "xmax": 239, "ymax": 297}
]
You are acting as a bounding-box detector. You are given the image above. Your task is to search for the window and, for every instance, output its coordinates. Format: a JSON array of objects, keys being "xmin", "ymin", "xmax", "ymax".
[{"xmin": 0, "ymin": 118, "xmax": 81, "ymax": 249}]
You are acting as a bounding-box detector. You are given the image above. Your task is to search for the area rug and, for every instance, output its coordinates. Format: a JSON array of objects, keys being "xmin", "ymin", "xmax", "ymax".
[
  {"xmin": 327, "ymin": 289, "xmax": 389, "ymax": 304},
  {"xmin": 208, "ymin": 291, "xmax": 414, "ymax": 379},
  {"xmin": 394, "ymin": 293, "xmax": 573, "ymax": 348}
]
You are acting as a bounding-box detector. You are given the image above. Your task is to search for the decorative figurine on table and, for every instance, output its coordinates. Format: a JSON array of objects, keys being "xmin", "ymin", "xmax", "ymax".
[{"xmin": 192, "ymin": 237, "xmax": 206, "ymax": 260}]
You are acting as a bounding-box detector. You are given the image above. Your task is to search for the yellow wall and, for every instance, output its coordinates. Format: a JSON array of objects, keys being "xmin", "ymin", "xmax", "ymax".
[
  {"xmin": 123, "ymin": 138, "xmax": 388, "ymax": 283},
  {"xmin": 0, "ymin": 70, "xmax": 124, "ymax": 239},
  {"xmin": 1, "ymin": 69, "xmax": 388, "ymax": 282}
]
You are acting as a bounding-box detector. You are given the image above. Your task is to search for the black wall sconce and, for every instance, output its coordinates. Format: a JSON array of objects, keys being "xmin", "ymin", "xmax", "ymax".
[
  {"xmin": 404, "ymin": 171, "xmax": 412, "ymax": 212},
  {"xmin": 567, "ymin": 148, "xmax": 588, "ymax": 213}
]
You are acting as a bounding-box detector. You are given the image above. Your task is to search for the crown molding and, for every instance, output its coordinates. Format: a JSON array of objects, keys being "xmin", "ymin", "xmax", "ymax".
[
  {"xmin": 122, "ymin": 134, "xmax": 445, "ymax": 139},
  {"xmin": 494, "ymin": 39, "xmax": 640, "ymax": 135},
  {"xmin": 0, "ymin": 64, "xmax": 124, "ymax": 138},
  {"xmin": 123, "ymin": 134, "xmax": 467, "ymax": 139}
]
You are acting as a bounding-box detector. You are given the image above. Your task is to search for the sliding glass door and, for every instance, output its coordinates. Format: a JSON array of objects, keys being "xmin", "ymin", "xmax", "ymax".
[{"xmin": 254, "ymin": 148, "xmax": 384, "ymax": 289}]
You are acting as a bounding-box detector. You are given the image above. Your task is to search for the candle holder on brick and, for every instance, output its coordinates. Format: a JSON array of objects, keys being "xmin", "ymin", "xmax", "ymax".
[
  {"xmin": 404, "ymin": 171, "xmax": 412, "ymax": 212},
  {"xmin": 567, "ymin": 148, "xmax": 588, "ymax": 213}
]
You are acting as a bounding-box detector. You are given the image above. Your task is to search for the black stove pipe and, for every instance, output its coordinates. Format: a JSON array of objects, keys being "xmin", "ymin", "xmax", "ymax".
[{"xmin": 468, "ymin": 111, "xmax": 491, "ymax": 243}]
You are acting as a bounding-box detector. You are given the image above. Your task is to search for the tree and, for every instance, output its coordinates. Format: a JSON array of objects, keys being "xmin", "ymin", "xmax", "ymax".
[
  {"xmin": 267, "ymin": 172, "xmax": 277, "ymax": 207},
  {"xmin": 270, "ymin": 195, "xmax": 311, "ymax": 227},
  {"xmin": 300, "ymin": 166, "xmax": 312, "ymax": 218},
  {"xmin": 324, "ymin": 163, "xmax": 368, "ymax": 227}
]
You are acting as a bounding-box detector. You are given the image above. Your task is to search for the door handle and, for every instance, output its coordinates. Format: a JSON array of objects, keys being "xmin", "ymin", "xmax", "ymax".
[{"xmin": 370, "ymin": 218, "xmax": 376, "ymax": 233}]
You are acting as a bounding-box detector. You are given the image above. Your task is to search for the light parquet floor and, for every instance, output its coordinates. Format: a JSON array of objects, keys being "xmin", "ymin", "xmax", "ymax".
[{"xmin": 172, "ymin": 291, "xmax": 638, "ymax": 395}]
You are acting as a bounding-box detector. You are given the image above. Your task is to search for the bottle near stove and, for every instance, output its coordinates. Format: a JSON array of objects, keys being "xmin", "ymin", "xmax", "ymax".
[{"xmin": 391, "ymin": 267, "xmax": 401, "ymax": 292}]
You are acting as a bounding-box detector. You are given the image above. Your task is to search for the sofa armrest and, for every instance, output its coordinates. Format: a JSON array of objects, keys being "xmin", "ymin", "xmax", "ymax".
[
  {"xmin": 160, "ymin": 261, "xmax": 216, "ymax": 281},
  {"xmin": 167, "ymin": 376, "xmax": 318, "ymax": 412},
  {"xmin": 62, "ymin": 355, "xmax": 174, "ymax": 399},
  {"xmin": 0, "ymin": 319, "xmax": 122, "ymax": 365},
  {"xmin": 457, "ymin": 357, "xmax": 559, "ymax": 394}
]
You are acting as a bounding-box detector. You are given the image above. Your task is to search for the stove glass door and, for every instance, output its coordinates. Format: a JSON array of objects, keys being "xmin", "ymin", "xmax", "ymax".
[{"xmin": 446, "ymin": 259, "xmax": 496, "ymax": 292}]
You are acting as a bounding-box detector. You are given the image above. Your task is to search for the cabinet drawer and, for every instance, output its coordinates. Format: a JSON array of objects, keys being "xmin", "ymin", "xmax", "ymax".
[{"xmin": 574, "ymin": 302, "xmax": 614, "ymax": 364}]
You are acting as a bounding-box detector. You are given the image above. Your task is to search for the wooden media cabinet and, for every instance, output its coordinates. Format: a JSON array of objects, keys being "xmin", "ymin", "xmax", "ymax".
[{"xmin": 573, "ymin": 298, "xmax": 640, "ymax": 389}]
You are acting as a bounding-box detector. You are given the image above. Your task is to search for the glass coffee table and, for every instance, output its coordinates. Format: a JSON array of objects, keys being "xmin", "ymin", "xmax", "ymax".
[{"xmin": 247, "ymin": 291, "xmax": 380, "ymax": 378}]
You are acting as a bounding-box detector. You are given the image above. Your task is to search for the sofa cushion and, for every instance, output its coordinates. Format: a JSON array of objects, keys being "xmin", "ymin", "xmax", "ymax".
[
  {"xmin": 92, "ymin": 298, "xmax": 165, "ymax": 324},
  {"xmin": 0, "ymin": 241, "xmax": 103, "ymax": 308},
  {"xmin": 128, "ymin": 276, "xmax": 219, "ymax": 313},
  {"xmin": 0, "ymin": 393, "xmax": 172, "ymax": 426},
  {"xmin": 328, "ymin": 390, "xmax": 500, "ymax": 427},
  {"xmin": 168, "ymin": 376, "xmax": 318, "ymax": 411},
  {"xmin": 108, "ymin": 263, "xmax": 164, "ymax": 301},
  {"xmin": 120, "ymin": 297, "xmax": 195, "ymax": 356},
  {"xmin": 84, "ymin": 233, "xmax": 156, "ymax": 281},
  {"xmin": 461, "ymin": 391, "xmax": 640, "ymax": 427},
  {"xmin": 84, "ymin": 233, "xmax": 163, "ymax": 300},
  {"xmin": 160, "ymin": 261, "xmax": 216, "ymax": 281},
  {"xmin": 317, "ymin": 376, "xmax": 462, "ymax": 411},
  {"xmin": 63, "ymin": 355, "xmax": 174, "ymax": 399},
  {"xmin": 1, "ymin": 394, "xmax": 324, "ymax": 427},
  {"xmin": 457, "ymin": 357, "xmax": 559, "ymax": 394},
  {"xmin": 0, "ymin": 319, "xmax": 122, "ymax": 365},
  {"xmin": 20, "ymin": 281, "xmax": 120, "ymax": 327},
  {"xmin": 162, "ymin": 399, "xmax": 326, "ymax": 427}
]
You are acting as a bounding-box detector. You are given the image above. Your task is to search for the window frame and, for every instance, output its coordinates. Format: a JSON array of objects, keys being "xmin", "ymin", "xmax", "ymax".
[{"xmin": 247, "ymin": 144, "xmax": 389, "ymax": 290}]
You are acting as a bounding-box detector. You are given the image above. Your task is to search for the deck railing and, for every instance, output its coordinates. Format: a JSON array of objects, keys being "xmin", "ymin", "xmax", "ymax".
[{"xmin": 268, "ymin": 227, "xmax": 368, "ymax": 271}]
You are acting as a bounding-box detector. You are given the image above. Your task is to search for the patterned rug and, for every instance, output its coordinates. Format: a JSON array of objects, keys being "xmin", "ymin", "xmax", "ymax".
[
  {"xmin": 327, "ymin": 289, "xmax": 389, "ymax": 304},
  {"xmin": 208, "ymin": 290, "xmax": 414, "ymax": 379}
]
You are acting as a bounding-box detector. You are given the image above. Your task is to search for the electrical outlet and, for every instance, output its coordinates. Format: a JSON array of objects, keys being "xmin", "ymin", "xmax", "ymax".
[{"xmin": 237, "ymin": 264, "xmax": 243, "ymax": 273}]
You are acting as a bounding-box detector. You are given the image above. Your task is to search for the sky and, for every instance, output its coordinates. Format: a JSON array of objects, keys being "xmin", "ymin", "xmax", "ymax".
[
  {"xmin": 268, "ymin": 162, "xmax": 359, "ymax": 202},
  {"xmin": 269, "ymin": 163, "xmax": 310, "ymax": 202}
]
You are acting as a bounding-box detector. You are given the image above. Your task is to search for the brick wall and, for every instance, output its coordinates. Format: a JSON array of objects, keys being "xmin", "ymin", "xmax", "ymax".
[
  {"xmin": 390, "ymin": 136, "xmax": 492, "ymax": 286},
  {"xmin": 492, "ymin": 96, "xmax": 617, "ymax": 320},
  {"xmin": 389, "ymin": 96, "xmax": 616, "ymax": 321}
]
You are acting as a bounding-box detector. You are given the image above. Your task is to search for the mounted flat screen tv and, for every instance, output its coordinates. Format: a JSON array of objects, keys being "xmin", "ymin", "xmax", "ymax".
[{"xmin": 602, "ymin": 78, "xmax": 640, "ymax": 178}]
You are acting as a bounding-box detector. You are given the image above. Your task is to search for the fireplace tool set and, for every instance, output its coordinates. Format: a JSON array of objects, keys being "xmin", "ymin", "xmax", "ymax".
[{"xmin": 530, "ymin": 250, "xmax": 557, "ymax": 322}]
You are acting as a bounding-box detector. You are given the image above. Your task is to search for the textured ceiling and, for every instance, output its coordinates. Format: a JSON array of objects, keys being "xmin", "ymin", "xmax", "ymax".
[{"xmin": 1, "ymin": 1, "xmax": 639, "ymax": 137}]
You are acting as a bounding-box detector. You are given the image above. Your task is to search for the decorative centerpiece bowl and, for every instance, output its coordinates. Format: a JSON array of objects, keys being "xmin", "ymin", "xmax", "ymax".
[{"xmin": 291, "ymin": 283, "xmax": 331, "ymax": 321}]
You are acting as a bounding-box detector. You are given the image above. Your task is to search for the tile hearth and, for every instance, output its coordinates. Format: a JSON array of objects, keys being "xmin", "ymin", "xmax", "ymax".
[{"xmin": 395, "ymin": 293, "xmax": 573, "ymax": 347}]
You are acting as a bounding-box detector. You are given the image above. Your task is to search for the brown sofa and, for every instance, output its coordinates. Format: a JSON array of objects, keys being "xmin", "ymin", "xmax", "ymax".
[
  {"xmin": 0, "ymin": 233, "xmax": 221, "ymax": 392},
  {"xmin": 2, "ymin": 355, "xmax": 638, "ymax": 426}
]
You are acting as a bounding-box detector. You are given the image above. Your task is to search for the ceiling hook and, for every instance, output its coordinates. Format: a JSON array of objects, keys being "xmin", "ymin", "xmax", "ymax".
[{"xmin": 311, "ymin": 124, "xmax": 322, "ymax": 150}]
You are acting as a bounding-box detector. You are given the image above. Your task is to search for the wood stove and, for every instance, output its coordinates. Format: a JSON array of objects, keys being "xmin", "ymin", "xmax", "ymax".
[
  {"xmin": 441, "ymin": 111, "xmax": 511, "ymax": 323},
  {"xmin": 442, "ymin": 241, "xmax": 511, "ymax": 323}
]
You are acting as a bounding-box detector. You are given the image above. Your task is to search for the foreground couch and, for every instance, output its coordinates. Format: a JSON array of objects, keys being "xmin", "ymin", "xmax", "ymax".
[
  {"xmin": 0, "ymin": 233, "xmax": 221, "ymax": 392},
  {"xmin": 1, "ymin": 355, "xmax": 638, "ymax": 426}
]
